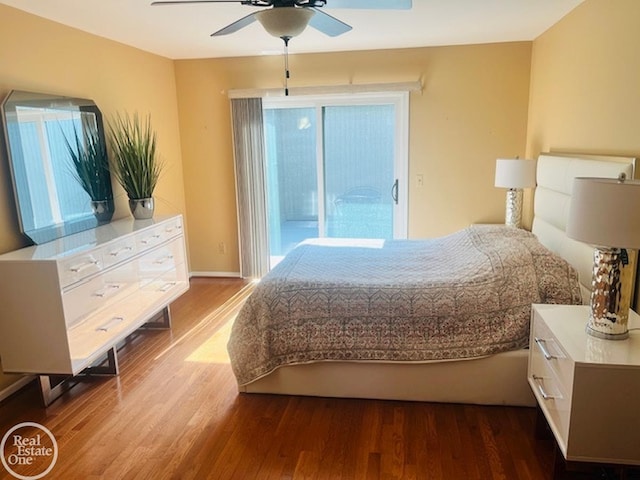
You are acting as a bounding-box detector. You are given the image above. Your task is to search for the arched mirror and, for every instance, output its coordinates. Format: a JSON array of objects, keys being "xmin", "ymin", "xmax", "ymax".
[{"xmin": 1, "ymin": 90, "xmax": 114, "ymax": 244}]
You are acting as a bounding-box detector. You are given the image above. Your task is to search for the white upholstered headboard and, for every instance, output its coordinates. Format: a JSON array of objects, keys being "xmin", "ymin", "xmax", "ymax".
[{"xmin": 532, "ymin": 153, "xmax": 637, "ymax": 303}]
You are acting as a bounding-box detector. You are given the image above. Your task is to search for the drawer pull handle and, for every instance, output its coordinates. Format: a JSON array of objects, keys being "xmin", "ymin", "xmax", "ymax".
[
  {"xmin": 93, "ymin": 284, "xmax": 121, "ymax": 298},
  {"xmin": 532, "ymin": 375, "xmax": 551, "ymax": 400},
  {"xmin": 96, "ymin": 316, "xmax": 123, "ymax": 332},
  {"xmin": 165, "ymin": 225, "xmax": 182, "ymax": 233},
  {"xmin": 109, "ymin": 246, "xmax": 133, "ymax": 257},
  {"xmin": 531, "ymin": 375, "xmax": 561, "ymax": 400},
  {"xmin": 70, "ymin": 260, "xmax": 99, "ymax": 273},
  {"xmin": 153, "ymin": 255, "xmax": 174, "ymax": 265},
  {"xmin": 534, "ymin": 337, "xmax": 555, "ymax": 360},
  {"xmin": 141, "ymin": 234, "xmax": 162, "ymax": 245},
  {"xmin": 159, "ymin": 282, "xmax": 176, "ymax": 292}
]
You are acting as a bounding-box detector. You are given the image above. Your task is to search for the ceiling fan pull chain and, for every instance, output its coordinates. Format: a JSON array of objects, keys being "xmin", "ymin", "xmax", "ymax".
[{"xmin": 282, "ymin": 36, "xmax": 290, "ymax": 96}]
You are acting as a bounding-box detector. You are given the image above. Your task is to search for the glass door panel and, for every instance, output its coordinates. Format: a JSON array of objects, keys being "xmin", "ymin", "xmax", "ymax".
[
  {"xmin": 264, "ymin": 107, "xmax": 318, "ymax": 263},
  {"xmin": 323, "ymin": 104, "xmax": 395, "ymax": 239}
]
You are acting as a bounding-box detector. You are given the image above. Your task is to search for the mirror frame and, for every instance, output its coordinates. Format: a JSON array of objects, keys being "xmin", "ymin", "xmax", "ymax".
[{"xmin": 1, "ymin": 90, "xmax": 113, "ymax": 245}]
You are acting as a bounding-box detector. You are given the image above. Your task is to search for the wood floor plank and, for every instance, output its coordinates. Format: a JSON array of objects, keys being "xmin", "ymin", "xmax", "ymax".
[{"xmin": 3, "ymin": 277, "xmax": 628, "ymax": 480}]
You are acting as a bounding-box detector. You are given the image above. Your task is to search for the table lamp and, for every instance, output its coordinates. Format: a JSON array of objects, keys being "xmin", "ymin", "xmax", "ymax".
[
  {"xmin": 494, "ymin": 158, "xmax": 537, "ymax": 228},
  {"xmin": 567, "ymin": 174, "xmax": 640, "ymax": 340}
]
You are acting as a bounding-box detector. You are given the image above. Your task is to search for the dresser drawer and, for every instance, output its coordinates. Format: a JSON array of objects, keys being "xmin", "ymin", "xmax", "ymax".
[
  {"xmin": 136, "ymin": 227, "xmax": 165, "ymax": 251},
  {"xmin": 67, "ymin": 294, "xmax": 150, "ymax": 371},
  {"xmin": 102, "ymin": 236, "xmax": 137, "ymax": 268},
  {"xmin": 136, "ymin": 266, "xmax": 188, "ymax": 326},
  {"xmin": 62, "ymin": 260, "xmax": 138, "ymax": 329},
  {"xmin": 136, "ymin": 216, "xmax": 184, "ymax": 252},
  {"xmin": 142, "ymin": 260, "xmax": 188, "ymax": 297},
  {"xmin": 159, "ymin": 216, "xmax": 184, "ymax": 241},
  {"xmin": 59, "ymin": 251, "xmax": 104, "ymax": 288},
  {"xmin": 138, "ymin": 237, "xmax": 186, "ymax": 284}
]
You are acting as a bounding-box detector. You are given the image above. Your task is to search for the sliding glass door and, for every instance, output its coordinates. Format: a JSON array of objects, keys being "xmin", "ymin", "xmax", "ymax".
[{"xmin": 263, "ymin": 93, "xmax": 408, "ymax": 266}]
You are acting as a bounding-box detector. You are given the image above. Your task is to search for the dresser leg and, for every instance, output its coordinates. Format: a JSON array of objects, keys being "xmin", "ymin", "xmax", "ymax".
[
  {"xmin": 83, "ymin": 346, "xmax": 119, "ymax": 375},
  {"xmin": 37, "ymin": 346, "xmax": 120, "ymax": 406},
  {"xmin": 38, "ymin": 375, "xmax": 75, "ymax": 407},
  {"xmin": 140, "ymin": 306, "xmax": 172, "ymax": 330}
]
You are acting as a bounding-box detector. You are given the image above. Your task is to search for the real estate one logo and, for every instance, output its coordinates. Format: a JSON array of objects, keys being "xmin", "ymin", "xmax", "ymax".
[{"xmin": 1, "ymin": 422, "xmax": 58, "ymax": 480}]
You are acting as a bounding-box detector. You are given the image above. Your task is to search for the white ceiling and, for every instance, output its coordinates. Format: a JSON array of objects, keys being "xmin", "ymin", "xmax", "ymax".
[{"xmin": 1, "ymin": 0, "xmax": 584, "ymax": 60}]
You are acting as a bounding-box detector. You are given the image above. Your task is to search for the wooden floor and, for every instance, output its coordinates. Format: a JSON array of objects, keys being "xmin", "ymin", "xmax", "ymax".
[{"xmin": 0, "ymin": 277, "xmax": 631, "ymax": 480}]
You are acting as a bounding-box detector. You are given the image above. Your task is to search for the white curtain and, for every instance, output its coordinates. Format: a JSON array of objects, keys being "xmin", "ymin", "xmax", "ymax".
[{"xmin": 230, "ymin": 97, "xmax": 269, "ymax": 279}]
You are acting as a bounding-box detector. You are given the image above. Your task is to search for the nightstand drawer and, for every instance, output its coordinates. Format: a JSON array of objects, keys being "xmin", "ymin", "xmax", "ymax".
[
  {"xmin": 529, "ymin": 337, "xmax": 572, "ymax": 451},
  {"xmin": 531, "ymin": 315, "xmax": 575, "ymax": 392}
]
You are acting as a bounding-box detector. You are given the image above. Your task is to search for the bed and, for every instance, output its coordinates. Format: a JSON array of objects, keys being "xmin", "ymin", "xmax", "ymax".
[{"xmin": 228, "ymin": 153, "xmax": 637, "ymax": 406}]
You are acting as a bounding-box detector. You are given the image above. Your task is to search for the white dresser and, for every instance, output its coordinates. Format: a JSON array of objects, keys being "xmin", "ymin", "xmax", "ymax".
[
  {"xmin": 0, "ymin": 214, "xmax": 189, "ymax": 403},
  {"xmin": 528, "ymin": 304, "xmax": 640, "ymax": 467}
]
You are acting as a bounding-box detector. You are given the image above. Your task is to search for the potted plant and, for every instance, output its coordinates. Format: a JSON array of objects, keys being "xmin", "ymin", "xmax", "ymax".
[
  {"xmin": 108, "ymin": 112, "xmax": 163, "ymax": 219},
  {"xmin": 64, "ymin": 121, "xmax": 115, "ymax": 223}
]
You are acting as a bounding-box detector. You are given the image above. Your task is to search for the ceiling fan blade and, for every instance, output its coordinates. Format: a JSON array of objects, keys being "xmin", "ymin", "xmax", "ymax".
[
  {"xmin": 325, "ymin": 0, "xmax": 411, "ymax": 9},
  {"xmin": 211, "ymin": 12, "xmax": 258, "ymax": 36},
  {"xmin": 308, "ymin": 8, "xmax": 351, "ymax": 37}
]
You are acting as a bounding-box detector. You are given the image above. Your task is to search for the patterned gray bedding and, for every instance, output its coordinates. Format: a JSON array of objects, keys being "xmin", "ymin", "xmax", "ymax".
[{"xmin": 228, "ymin": 225, "xmax": 582, "ymax": 386}]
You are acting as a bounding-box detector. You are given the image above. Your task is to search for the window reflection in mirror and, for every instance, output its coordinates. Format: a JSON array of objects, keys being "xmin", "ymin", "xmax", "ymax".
[{"xmin": 1, "ymin": 91, "xmax": 113, "ymax": 245}]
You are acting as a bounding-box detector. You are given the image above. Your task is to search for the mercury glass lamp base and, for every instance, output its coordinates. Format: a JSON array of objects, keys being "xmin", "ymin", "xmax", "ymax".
[
  {"xmin": 504, "ymin": 188, "xmax": 523, "ymax": 228},
  {"xmin": 586, "ymin": 247, "xmax": 632, "ymax": 340},
  {"xmin": 586, "ymin": 325, "xmax": 629, "ymax": 340}
]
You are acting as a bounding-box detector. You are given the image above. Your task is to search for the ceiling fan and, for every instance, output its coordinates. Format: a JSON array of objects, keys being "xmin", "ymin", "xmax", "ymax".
[{"xmin": 150, "ymin": 0, "xmax": 413, "ymax": 39}]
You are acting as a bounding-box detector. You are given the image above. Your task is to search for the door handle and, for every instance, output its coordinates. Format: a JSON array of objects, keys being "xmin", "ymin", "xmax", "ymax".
[{"xmin": 391, "ymin": 179, "xmax": 399, "ymax": 205}]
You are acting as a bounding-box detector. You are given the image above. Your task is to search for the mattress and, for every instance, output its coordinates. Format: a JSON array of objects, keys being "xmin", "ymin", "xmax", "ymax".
[{"xmin": 228, "ymin": 225, "xmax": 582, "ymax": 385}]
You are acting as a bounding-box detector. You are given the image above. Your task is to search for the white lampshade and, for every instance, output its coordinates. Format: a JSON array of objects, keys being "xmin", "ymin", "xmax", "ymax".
[
  {"xmin": 494, "ymin": 158, "xmax": 537, "ymax": 189},
  {"xmin": 567, "ymin": 176, "xmax": 640, "ymax": 249},
  {"xmin": 255, "ymin": 7, "xmax": 315, "ymax": 38}
]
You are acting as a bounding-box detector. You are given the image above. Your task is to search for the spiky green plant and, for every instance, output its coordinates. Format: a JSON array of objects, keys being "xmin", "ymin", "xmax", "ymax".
[
  {"xmin": 108, "ymin": 112, "xmax": 163, "ymax": 200},
  {"xmin": 63, "ymin": 122, "xmax": 113, "ymax": 202}
]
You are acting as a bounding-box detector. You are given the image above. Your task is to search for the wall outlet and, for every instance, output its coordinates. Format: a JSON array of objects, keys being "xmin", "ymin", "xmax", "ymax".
[
  {"xmin": 416, "ymin": 174, "xmax": 424, "ymax": 187},
  {"xmin": 218, "ymin": 242, "xmax": 226, "ymax": 254}
]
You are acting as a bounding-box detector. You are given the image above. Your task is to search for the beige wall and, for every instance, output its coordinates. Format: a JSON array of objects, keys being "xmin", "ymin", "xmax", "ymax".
[
  {"xmin": 525, "ymin": 0, "xmax": 640, "ymax": 228},
  {"xmin": 527, "ymin": 0, "xmax": 640, "ymax": 160},
  {"xmin": 0, "ymin": 4, "xmax": 186, "ymax": 391},
  {"xmin": 176, "ymin": 42, "xmax": 532, "ymax": 274}
]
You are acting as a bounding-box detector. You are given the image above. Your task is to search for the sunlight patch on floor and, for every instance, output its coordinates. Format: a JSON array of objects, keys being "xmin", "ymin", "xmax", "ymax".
[
  {"xmin": 181, "ymin": 281, "xmax": 257, "ymax": 365},
  {"xmin": 185, "ymin": 315, "xmax": 235, "ymax": 364}
]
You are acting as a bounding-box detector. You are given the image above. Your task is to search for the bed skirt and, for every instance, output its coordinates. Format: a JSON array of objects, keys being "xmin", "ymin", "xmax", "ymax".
[{"xmin": 239, "ymin": 348, "xmax": 535, "ymax": 407}]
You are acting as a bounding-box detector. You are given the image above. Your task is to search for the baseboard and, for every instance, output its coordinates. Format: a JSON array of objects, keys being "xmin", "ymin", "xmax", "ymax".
[
  {"xmin": 190, "ymin": 271, "xmax": 241, "ymax": 278},
  {"xmin": 0, "ymin": 375, "xmax": 34, "ymax": 402}
]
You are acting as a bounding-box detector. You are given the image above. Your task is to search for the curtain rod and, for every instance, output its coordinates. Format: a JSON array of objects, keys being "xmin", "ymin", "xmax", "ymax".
[{"xmin": 227, "ymin": 81, "xmax": 423, "ymax": 99}]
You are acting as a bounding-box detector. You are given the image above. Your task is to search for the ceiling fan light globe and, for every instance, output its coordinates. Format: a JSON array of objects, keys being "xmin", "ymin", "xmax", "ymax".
[{"xmin": 255, "ymin": 7, "xmax": 315, "ymax": 38}]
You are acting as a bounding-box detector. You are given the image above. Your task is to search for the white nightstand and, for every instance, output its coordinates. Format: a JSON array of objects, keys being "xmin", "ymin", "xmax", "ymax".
[{"xmin": 528, "ymin": 304, "xmax": 640, "ymax": 467}]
